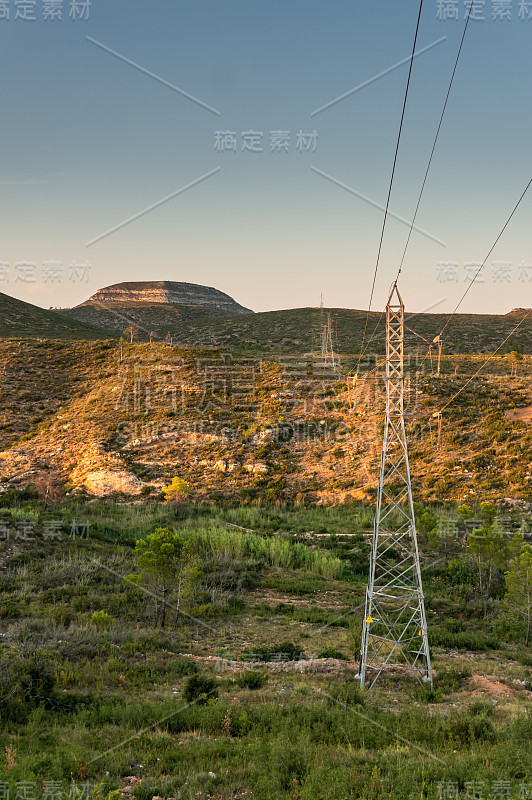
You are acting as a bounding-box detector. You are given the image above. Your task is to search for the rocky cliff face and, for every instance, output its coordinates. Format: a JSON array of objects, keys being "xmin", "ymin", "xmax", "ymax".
[{"xmin": 78, "ymin": 281, "xmax": 253, "ymax": 315}]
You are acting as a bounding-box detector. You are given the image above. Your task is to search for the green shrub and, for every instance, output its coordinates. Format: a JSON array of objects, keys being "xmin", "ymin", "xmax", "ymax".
[
  {"xmin": 327, "ymin": 680, "xmax": 365, "ymax": 708},
  {"xmin": 414, "ymin": 685, "xmax": 444, "ymax": 703},
  {"xmin": 449, "ymin": 712, "xmax": 497, "ymax": 744},
  {"xmin": 469, "ymin": 700, "xmax": 495, "ymax": 717},
  {"xmin": 169, "ymin": 657, "xmax": 199, "ymax": 676},
  {"xmin": 236, "ymin": 670, "xmax": 267, "ymax": 690},
  {"xmin": 0, "ymin": 599, "xmax": 21, "ymax": 620},
  {"xmin": 163, "ymin": 476, "xmax": 190, "ymax": 503},
  {"xmin": 0, "ymin": 652, "xmax": 91, "ymax": 722},
  {"xmin": 316, "ymin": 647, "xmax": 348, "ymax": 660},
  {"xmin": 242, "ymin": 641, "xmax": 304, "ymax": 662},
  {"xmin": 429, "ymin": 628, "xmax": 499, "ymax": 651},
  {"xmin": 0, "ymin": 484, "xmax": 40, "ymax": 507},
  {"xmin": 435, "ymin": 667, "xmax": 472, "ymax": 694},
  {"xmin": 182, "ymin": 673, "xmax": 218, "ymax": 705},
  {"xmin": 91, "ymin": 611, "xmax": 112, "ymax": 631}
]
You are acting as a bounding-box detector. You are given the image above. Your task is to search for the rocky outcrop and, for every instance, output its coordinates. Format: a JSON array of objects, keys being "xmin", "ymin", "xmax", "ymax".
[
  {"xmin": 82, "ymin": 470, "xmax": 145, "ymax": 496},
  {"xmin": 78, "ymin": 281, "xmax": 253, "ymax": 315}
]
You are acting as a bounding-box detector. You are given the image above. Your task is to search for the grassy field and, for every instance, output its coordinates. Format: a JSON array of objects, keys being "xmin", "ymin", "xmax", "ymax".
[{"xmin": 0, "ymin": 498, "xmax": 531, "ymax": 799}]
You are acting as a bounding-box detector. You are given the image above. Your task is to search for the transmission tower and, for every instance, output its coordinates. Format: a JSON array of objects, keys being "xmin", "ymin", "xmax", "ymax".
[
  {"xmin": 357, "ymin": 285, "xmax": 432, "ymax": 689},
  {"xmin": 321, "ymin": 314, "xmax": 337, "ymax": 370}
]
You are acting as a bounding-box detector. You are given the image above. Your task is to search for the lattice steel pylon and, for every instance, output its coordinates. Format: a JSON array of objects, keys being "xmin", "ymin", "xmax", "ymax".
[
  {"xmin": 321, "ymin": 314, "xmax": 337, "ymax": 370},
  {"xmin": 356, "ymin": 284, "xmax": 432, "ymax": 689}
]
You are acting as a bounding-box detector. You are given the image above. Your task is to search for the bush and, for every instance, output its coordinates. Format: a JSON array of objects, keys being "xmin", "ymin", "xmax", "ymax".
[
  {"xmin": 182, "ymin": 527, "xmax": 344, "ymax": 579},
  {"xmin": 182, "ymin": 673, "xmax": 218, "ymax": 705},
  {"xmin": 242, "ymin": 641, "xmax": 304, "ymax": 662},
  {"xmin": 435, "ymin": 666, "xmax": 472, "ymax": 694},
  {"xmin": 415, "ymin": 685, "xmax": 444, "ymax": 703},
  {"xmin": 0, "ymin": 484, "xmax": 40, "ymax": 507},
  {"xmin": 449, "ymin": 712, "xmax": 497, "ymax": 744},
  {"xmin": 317, "ymin": 647, "xmax": 348, "ymax": 660},
  {"xmin": 168, "ymin": 657, "xmax": 199, "ymax": 676},
  {"xmin": 163, "ymin": 476, "xmax": 190, "ymax": 503},
  {"xmin": 91, "ymin": 611, "xmax": 112, "ymax": 631},
  {"xmin": 429, "ymin": 628, "xmax": 500, "ymax": 651},
  {"xmin": 469, "ymin": 700, "xmax": 494, "ymax": 717},
  {"xmin": 327, "ymin": 680, "xmax": 365, "ymax": 708},
  {"xmin": 416, "ymin": 663, "xmax": 471, "ymax": 702},
  {"xmin": 236, "ymin": 670, "xmax": 267, "ymax": 690},
  {"xmin": 0, "ymin": 600, "xmax": 21, "ymax": 620},
  {"xmin": 0, "ymin": 653, "xmax": 91, "ymax": 722}
]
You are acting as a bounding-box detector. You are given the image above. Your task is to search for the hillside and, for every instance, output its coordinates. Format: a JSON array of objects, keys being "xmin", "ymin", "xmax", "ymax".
[
  {"xmin": 59, "ymin": 301, "xmax": 240, "ymax": 344},
  {"xmin": 0, "ymin": 339, "xmax": 530, "ymax": 503},
  {"xmin": 60, "ymin": 304, "xmax": 532, "ymax": 354},
  {"xmin": 0, "ymin": 292, "xmax": 118, "ymax": 341}
]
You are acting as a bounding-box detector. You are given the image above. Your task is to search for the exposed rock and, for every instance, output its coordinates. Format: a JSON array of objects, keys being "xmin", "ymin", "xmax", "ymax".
[
  {"xmin": 245, "ymin": 462, "xmax": 268, "ymax": 473},
  {"xmin": 83, "ymin": 470, "xmax": 145, "ymax": 496},
  {"xmin": 214, "ymin": 459, "xmax": 238, "ymax": 472},
  {"xmin": 78, "ymin": 280, "xmax": 253, "ymax": 315},
  {"xmin": 504, "ymin": 405, "xmax": 532, "ymax": 423},
  {"xmin": 507, "ymin": 308, "xmax": 532, "ymax": 315},
  {"xmin": 470, "ymin": 674, "xmax": 514, "ymax": 697}
]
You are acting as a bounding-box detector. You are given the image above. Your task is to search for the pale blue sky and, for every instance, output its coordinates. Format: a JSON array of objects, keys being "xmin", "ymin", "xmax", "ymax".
[{"xmin": 1, "ymin": 0, "xmax": 531, "ymax": 313}]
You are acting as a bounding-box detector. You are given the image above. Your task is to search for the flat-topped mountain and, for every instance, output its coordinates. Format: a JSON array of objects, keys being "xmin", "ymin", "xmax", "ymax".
[{"xmin": 78, "ymin": 280, "xmax": 253, "ymax": 315}]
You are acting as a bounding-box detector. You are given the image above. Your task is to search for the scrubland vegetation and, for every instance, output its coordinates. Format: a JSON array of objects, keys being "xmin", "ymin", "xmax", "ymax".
[{"xmin": 0, "ymin": 494, "xmax": 531, "ymax": 799}]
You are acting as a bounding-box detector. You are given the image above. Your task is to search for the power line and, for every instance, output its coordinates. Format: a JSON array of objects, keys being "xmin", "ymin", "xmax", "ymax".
[
  {"xmin": 437, "ymin": 309, "xmax": 532, "ymax": 414},
  {"xmin": 403, "ymin": 176, "xmax": 532, "ymax": 386},
  {"xmin": 357, "ymin": 308, "xmax": 386, "ymax": 362},
  {"xmin": 404, "ymin": 323, "xmax": 433, "ymax": 345},
  {"xmin": 350, "ymin": 316, "xmax": 434, "ymax": 411},
  {"xmin": 351, "ymin": 296, "xmax": 446, "ymax": 369},
  {"xmin": 439, "ymin": 175, "xmax": 532, "ymax": 338},
  {"xmin": 356, "ymin": 0, "xmax": 425, "ymax": 371},
  {"xmin": 395, "ymin": 12, "xmax": 471, "ymax": 283}
]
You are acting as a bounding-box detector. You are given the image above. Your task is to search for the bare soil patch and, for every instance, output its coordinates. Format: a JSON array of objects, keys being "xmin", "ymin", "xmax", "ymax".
[{"xmin": 504, "ymin": 405, "xmax": 532, "ymax": 422}]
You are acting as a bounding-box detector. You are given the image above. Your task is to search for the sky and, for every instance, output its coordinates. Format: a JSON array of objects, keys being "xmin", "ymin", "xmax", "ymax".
[{"xmin": 1, "ymin": 0, "xmax": 531, "ymax": 315}]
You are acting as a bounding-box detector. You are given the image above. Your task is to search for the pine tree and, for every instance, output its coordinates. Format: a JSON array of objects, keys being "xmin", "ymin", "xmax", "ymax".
[
  {"xmin": 133, "ymin": 528, "xmax": 201, "ymax": 628},
  {"xmin": 504, "ymin": 544, "xmax": 532, "ymax": 647}
]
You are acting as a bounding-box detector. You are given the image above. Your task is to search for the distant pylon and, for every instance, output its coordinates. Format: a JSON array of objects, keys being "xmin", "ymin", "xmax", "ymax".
[
  {"xmin": 321, "ymin": 313, "xmax": 337, "ymax": 369},
  {"xmin": 357, "ymin": 284, "xmax": 432, "ymax": 690},
  {"xmin": 430, "ymin": 335, "xmax": 443, "ymax": 377}
]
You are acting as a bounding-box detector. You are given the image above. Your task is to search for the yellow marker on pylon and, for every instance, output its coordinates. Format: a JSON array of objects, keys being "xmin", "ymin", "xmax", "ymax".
[
  {"xmin": 366, "ymin": 615, "xmax": 373, "ymax": 623},
  {"xmin": 418, "ymin": 630, "xmax": 422, "ymax": 636}
]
